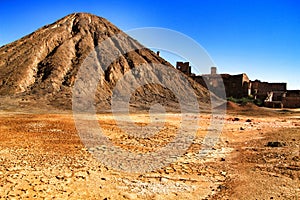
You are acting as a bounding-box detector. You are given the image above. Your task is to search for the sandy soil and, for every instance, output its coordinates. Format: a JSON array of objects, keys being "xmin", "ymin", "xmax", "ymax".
[{"xmin": 0, "ymin": 108, "xmax": 299, "ymax": 199}]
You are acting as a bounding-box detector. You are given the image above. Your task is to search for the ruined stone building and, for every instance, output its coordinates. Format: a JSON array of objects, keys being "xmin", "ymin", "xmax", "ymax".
[
  {"xmin": 176, "ymin": 62, "xmax": 192, "ymax": 76},
  {"xmin": 177, "ymin": 62, "xmax": 251, "ymax": 99},
  {"xmin": 175, "ymin": 61, "xmax": 300, "ymax": 108},
  {"xmin": 251, "ymin": 80, "xmax": 287, "ymax": 101},
  {"xmin": 282, "ymin": 90, "xmax": 300, "ymax": 108},
  {"xmin": 221, "ymin": 73, "xmax": 251, "ymax": 99}
]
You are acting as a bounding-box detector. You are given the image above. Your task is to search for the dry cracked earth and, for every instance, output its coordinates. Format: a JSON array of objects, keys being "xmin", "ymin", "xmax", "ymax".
[{"xmin": 0, "ymin": 108, "xmax": 299, "ymax": 199}]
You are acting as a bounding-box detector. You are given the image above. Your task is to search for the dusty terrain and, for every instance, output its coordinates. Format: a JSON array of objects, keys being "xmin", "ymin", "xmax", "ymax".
[
  {"xmin": 0, "ymin": 105, "xmax": 299, "ymax": 199},
  {"xmin": 1, "ymin": 12, "xmax": 298, "ymax": 200}
]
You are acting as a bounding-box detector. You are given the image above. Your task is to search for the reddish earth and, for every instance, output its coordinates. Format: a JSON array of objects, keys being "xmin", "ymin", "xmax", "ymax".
[
  {"xmin": 0, "ymin": 12, "xmax": 298, "ymax": 200},
  {"xmin": 0, "ymin": 105, "xmax": 299, "ymax": 199}
]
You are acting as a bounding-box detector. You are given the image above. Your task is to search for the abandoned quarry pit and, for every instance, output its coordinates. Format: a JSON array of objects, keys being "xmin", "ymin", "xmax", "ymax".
[{"xmin": 0, "ymin": 106, "xmax": 299, "ymax": 200}]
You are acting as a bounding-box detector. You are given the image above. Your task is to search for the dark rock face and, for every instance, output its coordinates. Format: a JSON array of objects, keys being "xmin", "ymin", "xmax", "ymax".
[{"xmin": 0, "ymin": 13, "xmax": 214, "ymax": 111}]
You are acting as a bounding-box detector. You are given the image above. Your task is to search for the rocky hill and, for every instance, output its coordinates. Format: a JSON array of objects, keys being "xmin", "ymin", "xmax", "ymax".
[{"xmin": 0, "ymin": 13, "xmax": 216, "ymax": 112}]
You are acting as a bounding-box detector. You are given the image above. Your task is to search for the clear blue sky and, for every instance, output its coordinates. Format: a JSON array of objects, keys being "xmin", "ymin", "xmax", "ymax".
[{"xmin": 1, "ymin": 0, "xmax": 299, "ymax": 89}]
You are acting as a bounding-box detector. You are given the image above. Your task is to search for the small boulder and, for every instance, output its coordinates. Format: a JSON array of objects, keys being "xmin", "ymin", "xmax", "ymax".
[
  {"xmin": 232, "ymin": 118, "xmax": 240, "ymax": 121},
  {"xmin": 266, "ymin": 141, "xmax": 286, "ymax": 147}
]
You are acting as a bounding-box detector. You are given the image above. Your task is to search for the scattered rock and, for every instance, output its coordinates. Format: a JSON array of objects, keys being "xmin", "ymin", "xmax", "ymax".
[
  {"xmin": 74, "ymin": 171, "xmax": 87, "ymax": 179},
  {"xmin": 232, "ymin": 118, "xmax": 240, "ymax": 121},
  {"xmin": 55, "ymin": 175, "xmax": 64, "ymax": 180},
  {"xmin": 217, "ymin": 185, "xmax": 227, "ymax": 191},
  {"xmin": 220, "ymin": 171, "xmax": 227, "ymax": 176},
  {"xmin": 266, "ymin": 141, "xmax": 286, "ymax": 147}
]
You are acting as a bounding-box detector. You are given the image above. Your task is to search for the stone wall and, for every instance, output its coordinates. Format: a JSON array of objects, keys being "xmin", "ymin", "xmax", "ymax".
[
  {"xmin": 176, "ymin": 62, "xmax": 191, "ymax": 76},
  {"xmin": 251, "ymin": 80, "xmax": 287, "ymax": 100},
  {"xmin": 282, "ymin": 90, "xmax": 300, "ymax": 108},
  {"xmin": 282, "ymin": 97, "xmax": 300, "ymax": 108},
  {"xmin": 190, "ymin": 70, "xmax": 251, "ymax": 99},
  {"xmin": 221, "ymin": 74, "xmax": 250, "ymax": 99}
]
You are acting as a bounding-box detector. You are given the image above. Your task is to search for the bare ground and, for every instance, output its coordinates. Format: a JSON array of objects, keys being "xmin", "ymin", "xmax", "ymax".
[{"xmin": 0, "ymin": 107, "xmax": 299, "ymax": 199}]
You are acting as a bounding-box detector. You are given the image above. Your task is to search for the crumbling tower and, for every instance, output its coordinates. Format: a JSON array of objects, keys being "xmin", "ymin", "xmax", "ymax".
[
  {"xmin": 211, "ymin": 67, "xmax": 217, "ymax": 75},
  {"xmin": 176, "ymin": 62, "xmax": 191, "ymax": 76}
]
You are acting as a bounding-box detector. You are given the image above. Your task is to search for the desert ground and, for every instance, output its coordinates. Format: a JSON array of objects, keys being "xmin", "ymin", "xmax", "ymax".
[
  {"xmin": 0, "ymin": 12, "xmax": 298, "ymax": 200},
  {"xmin": 0, "ymin": 103, "xmax": 299, "ymax": 199}
]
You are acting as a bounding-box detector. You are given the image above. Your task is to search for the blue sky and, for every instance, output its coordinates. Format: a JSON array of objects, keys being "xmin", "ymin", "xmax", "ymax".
[{"xmin": 1, "ymin": 0, "xmax": 299, "ymax": 89}]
